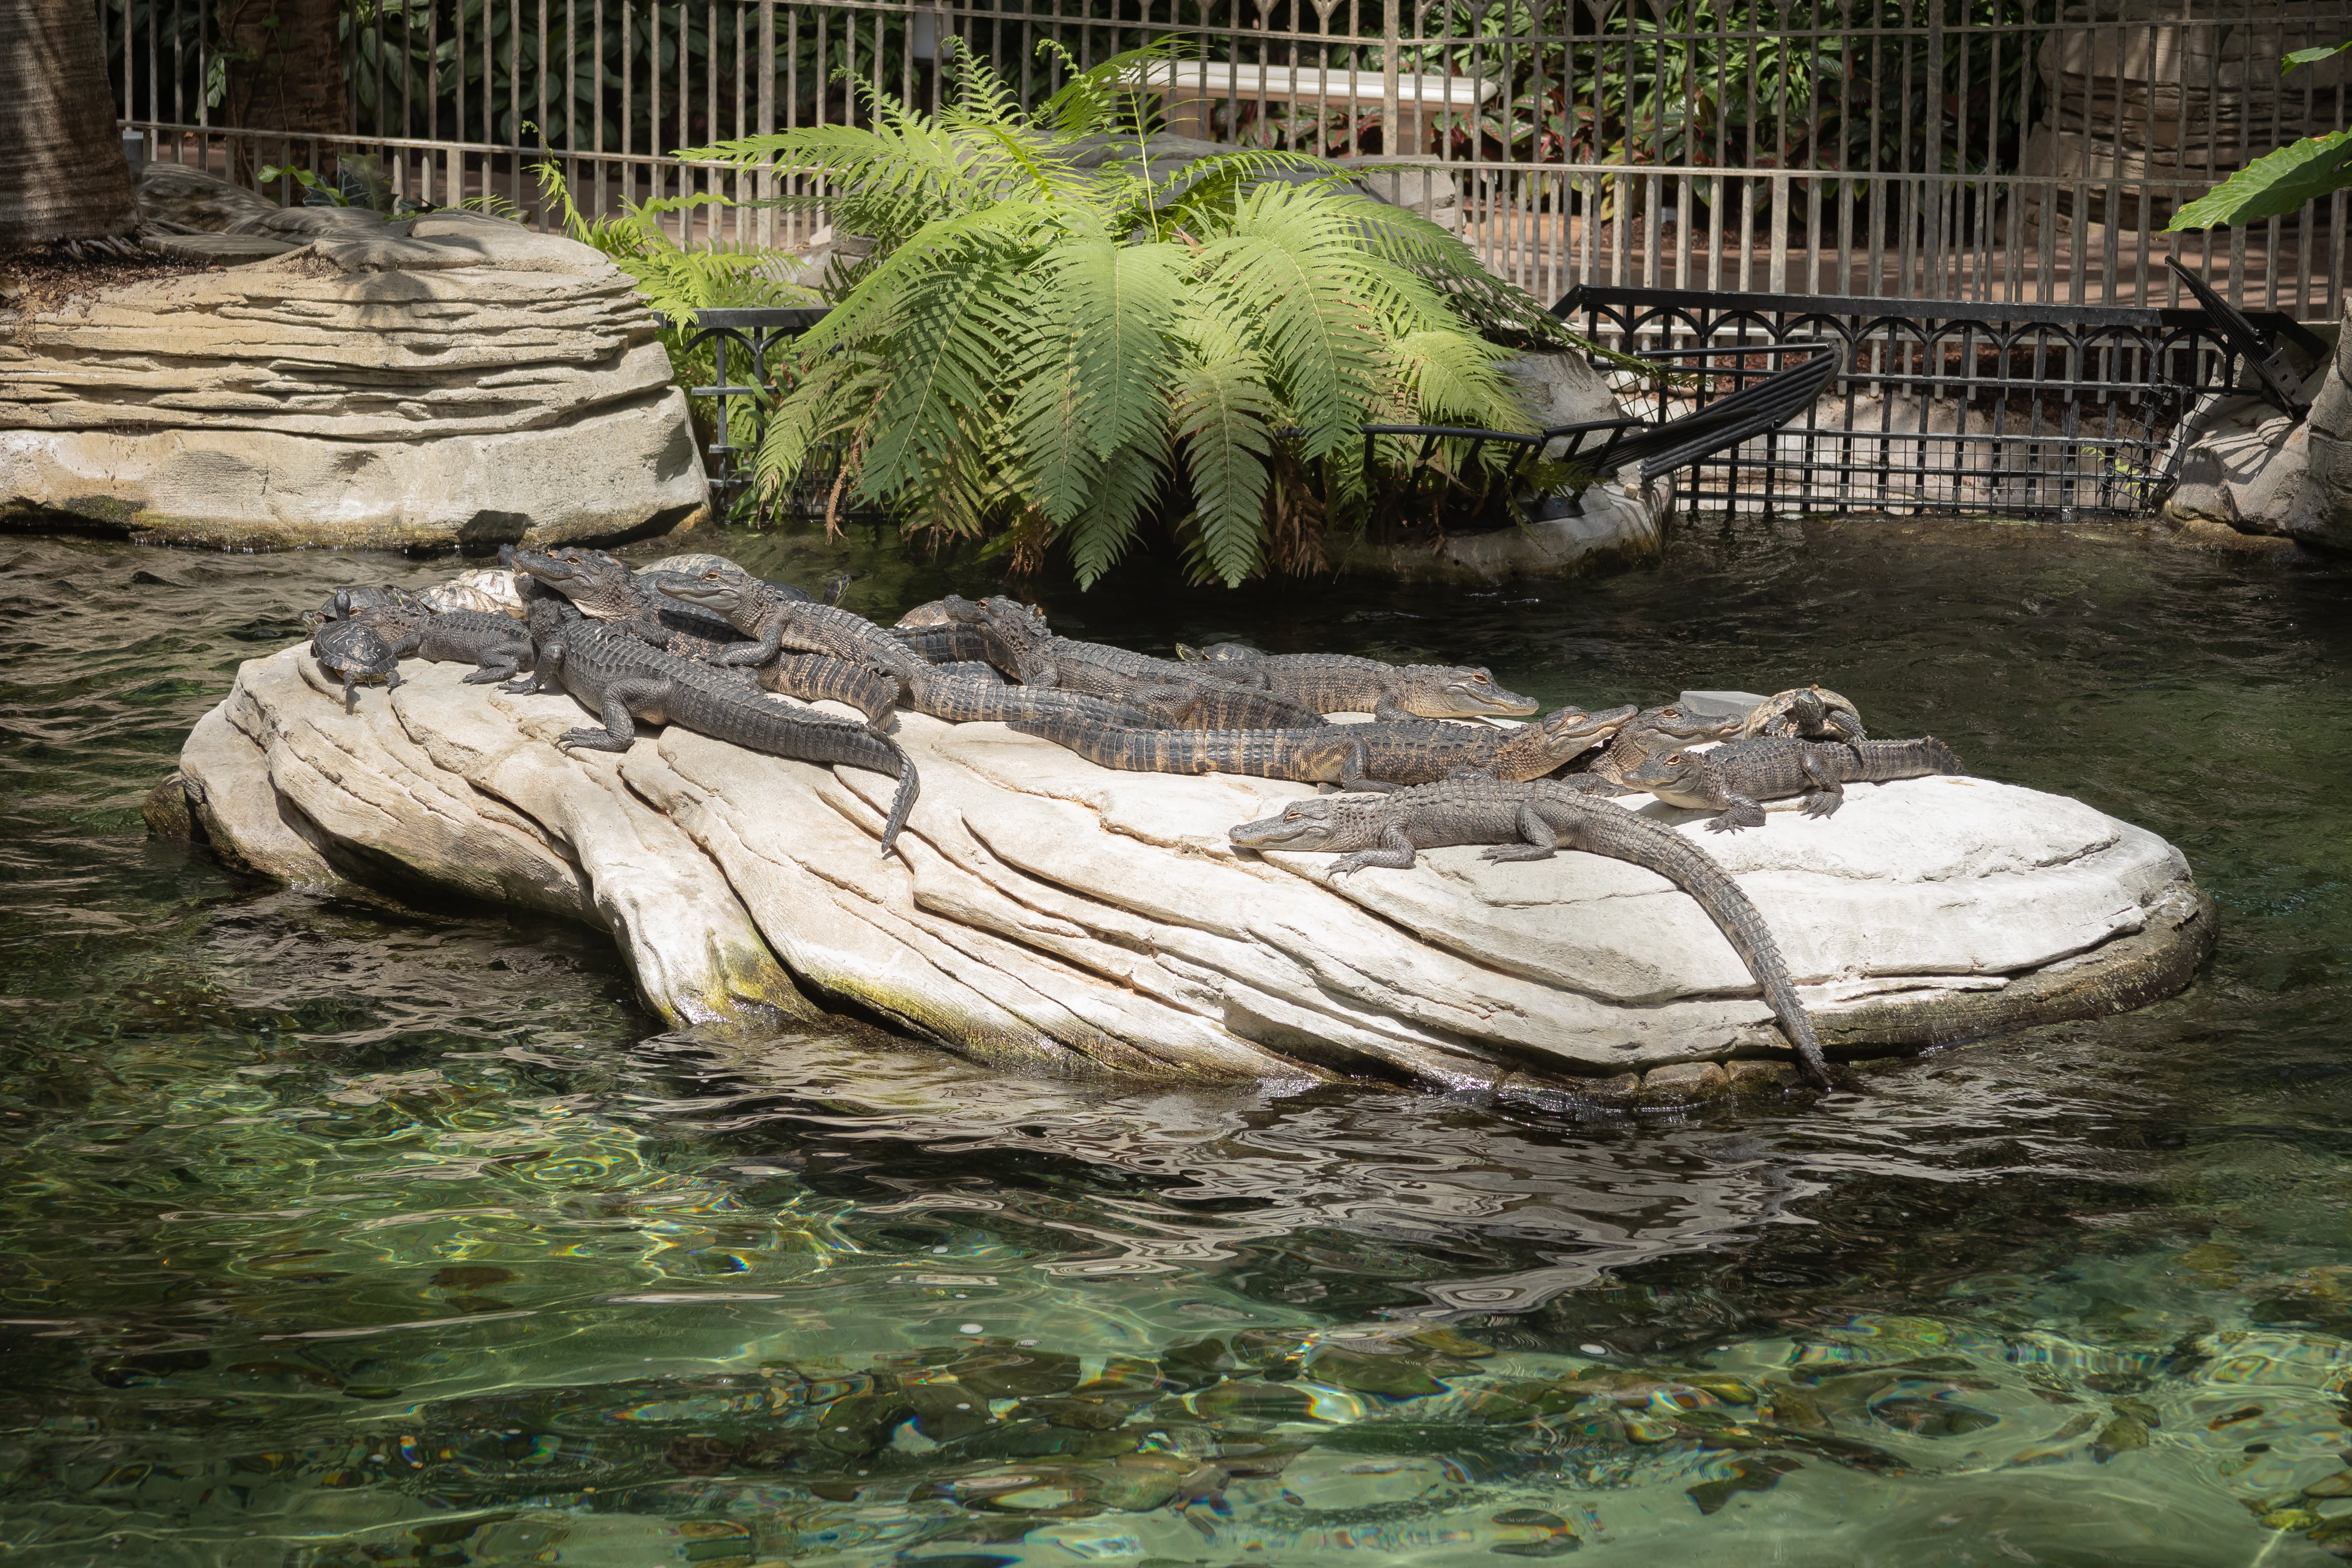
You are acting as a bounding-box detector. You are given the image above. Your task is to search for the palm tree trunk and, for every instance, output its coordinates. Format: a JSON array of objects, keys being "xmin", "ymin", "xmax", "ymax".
[
  {"xmin": 220, "ymin": 0, "xmax": 350, "ymax": 190},
  {"xmin": 0, "ymin": 0, "xmax": 139, "ymax": 248}
]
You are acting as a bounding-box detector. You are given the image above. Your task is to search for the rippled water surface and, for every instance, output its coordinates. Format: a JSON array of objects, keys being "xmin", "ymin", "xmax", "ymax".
[{"xmin": 3, "ymin": 518, "xmax": 2350, "ymax": 1567}]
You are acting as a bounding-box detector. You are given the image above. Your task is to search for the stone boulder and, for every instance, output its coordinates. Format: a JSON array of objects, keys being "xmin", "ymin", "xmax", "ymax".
[
  {"xmin": 158, "ymin": 617, "xmax": 2213, "ymax": 1105},
  {"xmin": 2163, "ymin": 311, "xmax": 2343, "ymax": 549},
  {"xmin": 0, "ymin": 164, "xmax": 708, "ymax": 550}
]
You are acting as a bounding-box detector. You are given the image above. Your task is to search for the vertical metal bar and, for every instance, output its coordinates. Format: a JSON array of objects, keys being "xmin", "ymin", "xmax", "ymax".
[{"xmin": 759, "ymin": 0, "xmax": 775, "ymax": 246}]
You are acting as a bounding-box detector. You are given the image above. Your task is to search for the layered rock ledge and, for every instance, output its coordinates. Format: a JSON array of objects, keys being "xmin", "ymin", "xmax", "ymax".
[
  {"xmin": 0, "ymin": 166, "xmax": 707, "ymax": 550},
  {"xmin": 159, "ymin": 645, "xmax": 2213, "ymax": 1104}
]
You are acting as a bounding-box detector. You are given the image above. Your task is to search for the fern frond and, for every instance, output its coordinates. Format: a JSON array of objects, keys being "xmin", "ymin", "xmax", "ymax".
[
  {"xmin": 1170, "ymin": 340, "xmax": 1276, "ymax": 587},
  {"xmin": 1064, "ymin": 427, "xmax": 1171, "ymax": 587}
]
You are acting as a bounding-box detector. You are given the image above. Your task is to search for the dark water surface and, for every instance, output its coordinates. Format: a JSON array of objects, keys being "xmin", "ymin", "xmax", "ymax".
[{"xmin": 3, "ymin": 519, "xmax": 2350, "ymax": 1566}]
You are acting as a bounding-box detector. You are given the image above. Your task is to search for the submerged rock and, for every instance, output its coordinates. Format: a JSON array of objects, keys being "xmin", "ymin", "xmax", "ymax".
[
  {"xmin": 1, "ymin": 165, "xmax": 707, "ymax": 551},
  {"xmin": 161, "ymin": 621, "xmax": 2215, "ymax": 1096}
]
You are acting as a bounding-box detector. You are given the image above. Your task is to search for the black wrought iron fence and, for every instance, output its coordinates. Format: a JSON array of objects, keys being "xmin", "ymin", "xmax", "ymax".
[{"xmin": 1557, "ymin": 285, "xmax": 2263, "ymax": 517}]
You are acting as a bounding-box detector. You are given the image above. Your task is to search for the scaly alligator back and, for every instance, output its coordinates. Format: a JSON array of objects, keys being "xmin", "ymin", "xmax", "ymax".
[
  {"xmin": 1010, "ymin": 718, "xmax": 1345, "ymax": 781},
  {"xmin": 547, "ymin": 623, "xmax": 920, "ymax": 855},
  {"xmin": 762, "ymin": 654, "xmax": 900, "ymax": 730}
]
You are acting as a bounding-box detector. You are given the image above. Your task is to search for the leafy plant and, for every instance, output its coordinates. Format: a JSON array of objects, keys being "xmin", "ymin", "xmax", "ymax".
[
  {"xmin": 2168, "ymin": 40, "xmax": 2352, "ymax": 231},
  {"xmin": 678, "ymin": 41, "xmax": 1566, "ymax": 588}
]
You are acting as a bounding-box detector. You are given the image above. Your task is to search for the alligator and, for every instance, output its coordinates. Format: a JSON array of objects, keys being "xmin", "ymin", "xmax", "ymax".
[
  {"xmin": 761, "ymin": 654, "xmax": 904, "ymax": 731},
  {"xmin": 1011, "ymin": 704, "xmax": 1637, "ymax": 791},
  {"xmin": 1178, "ymin": 644, "xmax": 1540, "ymax": 722},
  {"xmin": 507, "ymin": 545, "xmax": 748, "ymax": 657},
  {"xmin": 1227, "ymin": 774, "xmax": 1830, "ymax": 1086},
  {"xmin": 1742, "ymin": 685, "xmax": 1867, "ymax": 743},
  {"xmin": 313, "ymin": 583, "xmax": 430, "ymax": 623},
  {"xmin": 653, "ymin": 567, "xmax": 919, "ymax": 683},
  {"xmin": 1582, "ymin": 703, "xmax": 1747, "ymax": 786},
  {"xmin": 894, "ymin": 621, "xmax": 1006, "ymax": 669},
  {"xmin": 1622, "ymin": 735, "xmax": 1965, "ymax": 832},
  {"xmin": 965, "ymin": 597, "xmax": 1327, "ymax": 727},
  {"xmin": 312, "ymin": 617, "xmax": 401, "ymax": 712},
  {"xmin": 511, "ymin": 618, "xmax": 921, "ymax": 858},
  {"xmin": 322, "ymin": 590, "xmax": 537, "ymax": 685}
]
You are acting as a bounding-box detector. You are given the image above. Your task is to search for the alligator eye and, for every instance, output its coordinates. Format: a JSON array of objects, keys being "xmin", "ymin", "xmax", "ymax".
[
  {"xmin": 1471, "ymin": 672, "xmax": 1490, "ymax": 684},
  {"xmin": 1660, "ymin": 707, "xmax": 1681, "ymax": 718},
  {"xmin": 1666, "ymin": 751, "xmax": 1685, "ymax": 764}
]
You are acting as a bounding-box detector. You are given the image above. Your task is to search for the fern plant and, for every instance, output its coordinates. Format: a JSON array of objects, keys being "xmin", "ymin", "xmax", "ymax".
[{"xmin": 678, "ymin": 42, "xmax": 1573, "ymax": 587}]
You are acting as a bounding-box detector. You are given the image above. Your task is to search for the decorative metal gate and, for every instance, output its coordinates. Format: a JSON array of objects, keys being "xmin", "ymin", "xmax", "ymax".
[
  {"xmin": 100, "ymin": 0, "xmax": 2352, "ymax": 315},
  {"xmin": 1560, "ymin": 285, "xmax": 2265, "ymax": 517}
]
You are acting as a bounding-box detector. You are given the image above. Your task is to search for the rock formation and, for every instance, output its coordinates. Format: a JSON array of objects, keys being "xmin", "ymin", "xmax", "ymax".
[
  {"xmin": 0, "ymin": 164, "xmax": 708, "ymax": 550},
  {"xmin": 155, "ymin": 617, "xmax": 2213, "ymax": 1106}
]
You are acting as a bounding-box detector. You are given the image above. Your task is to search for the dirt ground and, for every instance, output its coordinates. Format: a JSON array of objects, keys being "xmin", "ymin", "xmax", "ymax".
[{"xmin": 0, "ymin": 246, "xmax": 208, "ymax": 319}]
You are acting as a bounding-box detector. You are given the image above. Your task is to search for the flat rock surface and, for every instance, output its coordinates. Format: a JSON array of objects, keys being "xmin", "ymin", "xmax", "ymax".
[
  {"xmin": 174, "ymin": 635, "xmax": 2208, "ymax": 1097},
  {"xmin": 1, "ymin": 165, "xmax": 706, "ymax": 549}
]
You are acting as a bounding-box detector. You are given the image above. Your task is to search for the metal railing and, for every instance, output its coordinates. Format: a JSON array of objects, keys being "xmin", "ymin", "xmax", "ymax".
[
  {"xmin": 1558, "ymin": 285, "xmax": 2256, "ymax": 517},
  {"xmin": 102, "ymin": 0, "xmax": 2352, "ymax": 312}
]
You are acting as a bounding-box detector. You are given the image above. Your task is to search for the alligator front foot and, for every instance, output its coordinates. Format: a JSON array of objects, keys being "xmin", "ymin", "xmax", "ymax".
[
  {"xmin": 1327, "ymin": 848, "xmax": 1418, "ymax": 876},
  {"xmin": 1705, "ymin": 800, "xmax": 1768, "ymax": 834},
  {"xmin": 556, "ymin": 728, "xmax": 632, "ymax": 753},
  {"xmin": 1799, "ymin": 789, "xmax": 1844, "ymax": 819}
]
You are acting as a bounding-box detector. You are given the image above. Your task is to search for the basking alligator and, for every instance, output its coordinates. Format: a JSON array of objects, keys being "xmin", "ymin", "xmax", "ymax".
[
  {"xmin": 1623, "ymin": 735, "xmax": 1965, "ymax": 832},
  {"xmin": 655, "ymin": 567, "xmax": 919, "ymax": 683},
  {"xmin": 1580, "ymin": 703, "xmax": 1747, "ymax": 787},
  {"xmin": 1742, "ymin": 685, "xmax": 1867, "ymax": 743},
  {"xmin": 312, "ymin": 617, "xmax": 401, "ymax": 712},
  {"xmin": 1179, "ymin": 643, "xmax": 1540, "ymax": 722},
  {"xmin": 508, "ymin": 546, "xmax": 747, "ymax": 657},
  {"xmin": 1229, "ymin": 775, "xmax": 1830, "ymax": 1087},
  {"xmin": 966, "ymin": 597, "xmax": 1327, "ymax": 728},
  {"xmin": 512, "ymin": 618, "xmax": 921, "ymax": 858},
  {"xmin": 329, "ymin": 590, "xmax": 539, "ymax": 685},
  {"xmin": 1013, "ymin": 705, "xmax": 1637, "ymax": 792}
]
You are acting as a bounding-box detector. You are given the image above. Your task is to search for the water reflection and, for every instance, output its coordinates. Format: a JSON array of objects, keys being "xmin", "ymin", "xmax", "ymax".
[{"xmin": 2, "ymin": 523, "xmax": 2351, "ymax": 1564}]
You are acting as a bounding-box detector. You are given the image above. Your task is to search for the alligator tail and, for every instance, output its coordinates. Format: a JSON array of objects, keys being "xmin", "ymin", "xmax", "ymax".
[
  {"xmin": 1846, "ymin": 736, "xmax": 1966, "ymax": 780},
  {"xmin": 722, "ymin": 694, "xmax": 920, "ymax": 857},
  {"xmin": 912, "ymin": 671, "xmax": 1152, "ymax": 728},
  {"xmin": 1010, "ymin": 717, "xmax": 1206, "ymax": 773},
  {"xmin": 1554, "ymin": 799, "xmax": 1832, "ymax": 1088}
]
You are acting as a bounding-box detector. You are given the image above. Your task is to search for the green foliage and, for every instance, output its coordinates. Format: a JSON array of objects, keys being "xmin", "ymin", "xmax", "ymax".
[
  {"xmin": 2166, "ymin": 39, "xmax": 2352, "ymax": 231},
  {"xmin": 255, "ymin": 165, "xmax": 350, "ymax": 206},
  {"xmin": 2284, "ymin": 39, "xmax": 2352, "ymax": 71},
  {"xmin": 677, "ymin": 41, "xmax": 1554, "ymax": 587},
  {"xmin": 2167, "ymin": 132, "xmax": 2352, "ymax": 231}
]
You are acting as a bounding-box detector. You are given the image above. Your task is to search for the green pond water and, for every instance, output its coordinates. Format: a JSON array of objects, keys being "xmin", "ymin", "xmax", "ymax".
[{"xmin": 3, "ymin": 517, "xmax": 2350, "ymax": 1567}]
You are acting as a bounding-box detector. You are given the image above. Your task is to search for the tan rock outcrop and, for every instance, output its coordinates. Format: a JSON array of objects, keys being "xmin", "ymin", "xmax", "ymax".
[
  {"xmin": 0, "ymin": 167, "xmax": 708, "ymax": 549},
  {"xmin": 169, "ymin": 631, "xmax": 2213, "ymax": 1101}
]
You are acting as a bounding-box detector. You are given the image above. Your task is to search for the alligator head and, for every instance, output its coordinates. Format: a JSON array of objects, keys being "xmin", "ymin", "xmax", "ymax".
[
  {"xmin": 1532, "ymin": 702, "xmax": 1640, "ymax": 766},
  {"xmin": 1230, "ymin": 796, "xmax": 1359, "ymax": 853},
  {"xmin": 1631, "ymin": 704, "xmax": 1744, "ymax": 743},
  {"xmin": 1415, "ymin": 666, "xmax": 1540, "ymax": 719},
  {"xmin": 509, "ymin": 546, "xmax": 636, "ymax": 619},
  {"xmin": 1620, "ymin": 745, "xmax": 1714, "ymax": 806},
  {"xmin": 652, "ymin": 564, "xmax": 763, "ymax": 629}
]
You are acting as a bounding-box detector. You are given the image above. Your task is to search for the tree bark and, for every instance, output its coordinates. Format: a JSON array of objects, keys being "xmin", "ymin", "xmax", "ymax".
[
  {"xmin": 0, "ymin": 0, "xmax": 140, "ymax": 248},
  {"xmin": 220, "ymin": 0, "xmax": 350, "ymax": 188}
]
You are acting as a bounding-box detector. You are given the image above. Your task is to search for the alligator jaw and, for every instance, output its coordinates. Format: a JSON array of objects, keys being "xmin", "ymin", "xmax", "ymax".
[
  {"xmin": 1544, "ymin": 702, "xmax": 1640, "ymax": 757},
  {"xmin": 1229, "ymin": 804, "xmax": 1342, "ymax": 852},
  {"xmin": 1442, "ymin": 673, "xmax": 1541, "ymax": 718}
]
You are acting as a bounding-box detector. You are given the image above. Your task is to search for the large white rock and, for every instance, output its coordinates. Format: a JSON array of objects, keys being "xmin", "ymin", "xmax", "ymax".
[
  {"xmin": 0, "ymin": 167, "xmax": 708, "ymax": 550},
  {"xmin": 166, "ymin": 636, "xmax": 2212, "ymax": 1101}
]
